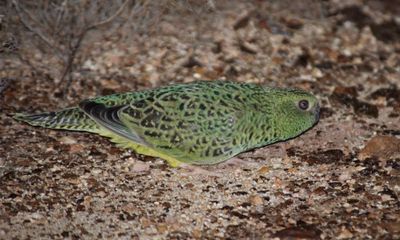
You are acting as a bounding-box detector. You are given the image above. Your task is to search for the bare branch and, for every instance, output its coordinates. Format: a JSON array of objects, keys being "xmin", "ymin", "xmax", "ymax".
[
  {"xmin": 88, "ymin": 0, "xmax": 131, "ymax": 30},
  {"xmin": 58, "ymin": 0, "xmax": 131, "ymax": 97},
  {"xmin": 59, "ymin": 31, "xmax": 86, "ymax": 89},
  {"xmin": 11, "ymin": 0, "xmax": 64, "ymax": 59},
  {"xmin": 54, "ymin": 1, "xmax": 68, "ymax": 32}
]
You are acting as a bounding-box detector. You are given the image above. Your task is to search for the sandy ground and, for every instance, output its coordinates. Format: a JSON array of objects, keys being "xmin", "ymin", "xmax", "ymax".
[{"xmin": 1, "ymin": 0, "xmax": 400, "ymax": 239}]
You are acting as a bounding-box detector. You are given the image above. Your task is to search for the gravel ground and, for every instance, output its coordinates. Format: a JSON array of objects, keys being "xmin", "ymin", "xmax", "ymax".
[{"xmin": 1, "ymin": 0, "xmax": 399, "ymax": 239}]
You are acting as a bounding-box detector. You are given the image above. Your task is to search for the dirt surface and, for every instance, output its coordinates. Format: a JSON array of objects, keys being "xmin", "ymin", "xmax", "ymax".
[{"xmin": 1, "ymin": 0, "xmax": 400, "ymax": 239}]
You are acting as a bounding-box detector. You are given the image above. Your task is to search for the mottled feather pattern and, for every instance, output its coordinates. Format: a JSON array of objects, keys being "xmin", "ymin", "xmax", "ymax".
[
  {"xmin": 117, "ymin": 82, "xmax": 262, "ymax": 164},
  {"xmin": 14, "ymin": 81, "xmax": 320, "ymax": 166},
  {"xmin": 14, "ymin": 108, "xmax": 100, "ymax": 132}
]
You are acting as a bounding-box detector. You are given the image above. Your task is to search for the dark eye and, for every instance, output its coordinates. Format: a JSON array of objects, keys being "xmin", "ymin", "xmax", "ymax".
[{"xmin": 298, "ymin": 100, "xmax": 309, "ymax": 110}]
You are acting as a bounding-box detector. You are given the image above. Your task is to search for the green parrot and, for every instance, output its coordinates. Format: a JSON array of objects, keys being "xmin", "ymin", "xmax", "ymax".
[{"xmin": 14, "ymin": 81, "xmax": 320, "ymax": 167}]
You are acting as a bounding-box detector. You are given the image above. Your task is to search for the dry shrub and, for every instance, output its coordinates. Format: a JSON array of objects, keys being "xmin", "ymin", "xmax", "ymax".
[{"xmin": 4, "ymin": 0, "xmax": 215, "ymax": 95}]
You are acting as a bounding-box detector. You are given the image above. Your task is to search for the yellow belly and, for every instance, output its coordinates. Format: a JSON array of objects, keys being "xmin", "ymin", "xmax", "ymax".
[{"xmin": 96, "ymin": 128, "xmax": 183, "ymax": 167}]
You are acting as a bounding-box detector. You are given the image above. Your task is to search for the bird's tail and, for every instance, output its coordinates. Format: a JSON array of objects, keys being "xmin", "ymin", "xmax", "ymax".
[{"xmin": 14, "ymin": 107, "xmax": 100, "ymax": 133}]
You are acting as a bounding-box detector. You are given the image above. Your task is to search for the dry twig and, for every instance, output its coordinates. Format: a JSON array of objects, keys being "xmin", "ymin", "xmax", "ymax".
[{"xmin": 11, "ymin": 0, "xmax": 131, "ymax": 97}]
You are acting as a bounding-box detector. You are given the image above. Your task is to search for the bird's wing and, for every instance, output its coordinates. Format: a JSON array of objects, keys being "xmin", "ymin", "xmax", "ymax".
[
  {"xmin": 116, "ymin": 91, "xmax": 244, "ymax": 164},
  {"xmin": 79, "ymin": 100, "xmax": 147, "ymax": 145}
]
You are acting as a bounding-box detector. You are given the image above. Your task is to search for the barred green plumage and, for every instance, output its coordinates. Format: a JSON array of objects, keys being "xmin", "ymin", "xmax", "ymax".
[{"xmin": 14, "ymin": 81, "xmax": 320, "ymax": 166}]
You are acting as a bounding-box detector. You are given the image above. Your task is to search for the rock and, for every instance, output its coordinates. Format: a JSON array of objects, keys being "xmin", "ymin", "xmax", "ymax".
[
  {"xmin": 249, "ymin": 195, "xmax": 263, "ymax": 206},
  {"xmin": 358, "ymin": 135, "xmax": 400, "ymax": 162},
  {"xmin": 131, "ymin": 161, "xmax": 151, "ymax": 173},
  {"xmin": 371, "ymin": 20, "xmax": 400, "ymax": 43},
  {"xmin": 233, "ymin": 11, "xmax": 251, "ymax": 30},
  {"xmin": 337, "ymin": 226, "xmax": 353, "ymax": 239},
  {"xmin": 330, "ymin": 86, "xmax": 379, "ymax": 118},
  {"xmin": 384, "ymin": 221, "xmax": 400, "ymax": 233},
  {"xmin": 283, "ymin": 17, "xmax": 304, "ymax": 30},
  {"xmin": 239, "ymin": 41, "xmax": 259, "ymax": 54},
  {"xmin": 303, "ymin": 149, "xmax": 345, "ymax": 165},
  {"xmin": 368, "ymin": 85, "xmax": 400, "ymax": 110},
  {"xmin": 257, "ymin": 166, "xmax": 270, "ymax": 174},
  {"xmin": 58, "ymin": 136, "xmax": 77, "ymax": 144},
  {"xmin": 273, "ymin": 226, "xmax": 321, "ymax": 239},
  {"xmin": 330, "ymin": 86, "xmax": 358, "ymax": 107},
  {"xmin": 69, "ymin": 144, "xmax": 85, "ymax": 154},
  {"xmin": 156, "ymin": 223, "xmax": 168, "ymax": 233}
]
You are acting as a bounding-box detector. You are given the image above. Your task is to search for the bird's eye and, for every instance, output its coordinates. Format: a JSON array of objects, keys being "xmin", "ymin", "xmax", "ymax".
[{"xmin": 298, "ymin": 100, "xmax": 309, "ymax": 110}]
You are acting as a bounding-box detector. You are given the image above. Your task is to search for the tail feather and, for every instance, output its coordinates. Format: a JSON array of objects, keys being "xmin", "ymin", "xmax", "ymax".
[{"xmin": 14, "ymin": 107, "xmax": 100, "ymax": 133}]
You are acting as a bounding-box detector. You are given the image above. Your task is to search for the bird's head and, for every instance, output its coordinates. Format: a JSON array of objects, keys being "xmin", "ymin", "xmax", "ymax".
[{"xmin": 267, "ymin": 88, "xmax": 320, "ymax": 140}]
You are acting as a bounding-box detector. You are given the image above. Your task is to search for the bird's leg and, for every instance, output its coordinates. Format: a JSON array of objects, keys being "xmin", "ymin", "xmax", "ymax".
[{"xmin": 161, "ymin": 156, "xmax": 221, "ymax": 176}]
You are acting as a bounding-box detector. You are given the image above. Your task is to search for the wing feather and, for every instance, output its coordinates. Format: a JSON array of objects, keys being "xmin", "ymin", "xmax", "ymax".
[{"xmin": 79, "ymin": 100, "xmax": 146, "ymax": 145}]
